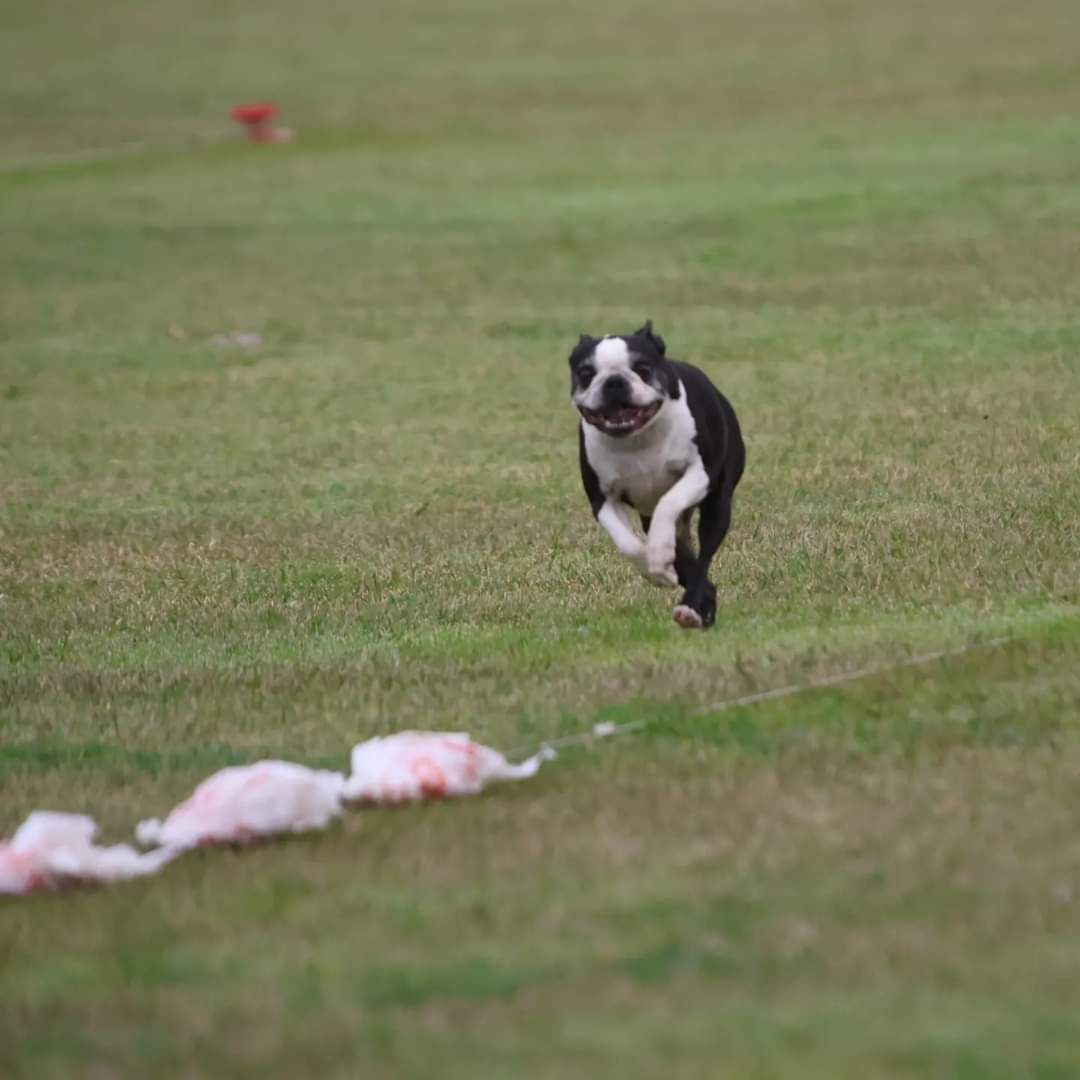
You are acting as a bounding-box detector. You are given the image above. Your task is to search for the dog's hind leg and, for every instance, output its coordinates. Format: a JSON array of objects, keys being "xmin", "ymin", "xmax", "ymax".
[
  {"xmin": 673, "ymin": 512, "xmax": 696, "ymax": 586},
  {"xmin": 673, "ymin": 486, "xmax": 733, "ymax": 629}
]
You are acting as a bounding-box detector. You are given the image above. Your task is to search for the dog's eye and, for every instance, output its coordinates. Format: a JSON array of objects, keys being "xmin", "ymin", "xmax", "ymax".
[
  {"xmin": 577, "ymin": 365, "xmax": 595, "ymax": 385},
  {"xmin": 632, "ymin": 363, "xmax": 652, "ymax": 381}
]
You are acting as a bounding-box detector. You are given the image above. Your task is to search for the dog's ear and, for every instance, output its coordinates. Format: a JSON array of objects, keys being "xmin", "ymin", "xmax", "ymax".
[
  {"xmin": 569, "ymin": 333, "xmax": 598, "ymax": 366},
  {"xmin": 635, "ymin": 320, "xmax": 666, "ymax": 356}
]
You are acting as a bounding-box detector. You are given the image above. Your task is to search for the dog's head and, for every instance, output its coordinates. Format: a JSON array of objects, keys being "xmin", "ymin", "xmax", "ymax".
[{"xmin": 569, "ymin": 321, "xmax": 680, "ymax": 437}]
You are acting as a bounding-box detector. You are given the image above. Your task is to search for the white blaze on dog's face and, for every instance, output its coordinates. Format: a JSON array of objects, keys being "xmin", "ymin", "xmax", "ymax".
[{"xmin": 569, "ymin": 321, "xmax": 677, "ymax": 437}]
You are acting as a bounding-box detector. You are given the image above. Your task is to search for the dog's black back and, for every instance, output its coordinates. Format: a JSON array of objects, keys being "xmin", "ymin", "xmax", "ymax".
[{"xmin": 669, "ymin": 360, "xmax": 745, "ymax": 494}]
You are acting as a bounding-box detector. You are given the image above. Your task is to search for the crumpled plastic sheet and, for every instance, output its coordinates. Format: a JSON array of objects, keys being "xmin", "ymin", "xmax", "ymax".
[
  {"xmin": 0, "ymin": 812, "xmax": 178, "ymax": 896},
  {"xmin": 343, "ymin": 731, "xmax": 554, "ymax": 804},
  {"xmin": 5, "ymin": 736, "xmax": 554, "ymax": 898},
  {"xmin": 136, "ymin": 760, "xmax": 347, "ymax": 850}
]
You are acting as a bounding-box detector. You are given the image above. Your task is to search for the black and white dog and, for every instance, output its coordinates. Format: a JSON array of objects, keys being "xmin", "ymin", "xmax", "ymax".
[{"xmin": 570, "ymin": 321, "xmax": 745, "ymax": 629}]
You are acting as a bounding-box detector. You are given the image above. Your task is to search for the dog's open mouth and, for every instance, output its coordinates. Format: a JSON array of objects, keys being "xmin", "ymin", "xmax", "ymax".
[{"xmin": 579, "ymin": 401, "xmax": 661, "ymax": 436}]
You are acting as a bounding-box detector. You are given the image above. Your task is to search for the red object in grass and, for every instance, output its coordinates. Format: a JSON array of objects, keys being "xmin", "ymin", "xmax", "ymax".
[{"xmin": 230, "ymin": 102, "xmax": 281, "ymax": 143}]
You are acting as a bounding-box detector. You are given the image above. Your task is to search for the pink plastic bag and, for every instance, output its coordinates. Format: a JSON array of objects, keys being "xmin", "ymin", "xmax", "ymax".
[
  {"xmin": 342, "ymin": 731, "xmax": 553, "ymax": 804},
  {"xmin": 136, "ymin": 761, "xmax": 346, "ymax": 850},
  {"xmin": 1, "ymin": 812, "xmax": 176, "ymax": 896}
]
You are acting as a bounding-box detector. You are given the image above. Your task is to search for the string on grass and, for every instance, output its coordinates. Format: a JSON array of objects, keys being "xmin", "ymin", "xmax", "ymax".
[{"xmin": 512, "ymin": 635, "xmax": 1012, "ymax": 758}]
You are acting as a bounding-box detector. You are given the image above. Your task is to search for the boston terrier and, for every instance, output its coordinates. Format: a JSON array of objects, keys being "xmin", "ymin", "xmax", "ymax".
[{"xmin": 569, "ymin": 321, "xmax": 745, "ymax": 629}]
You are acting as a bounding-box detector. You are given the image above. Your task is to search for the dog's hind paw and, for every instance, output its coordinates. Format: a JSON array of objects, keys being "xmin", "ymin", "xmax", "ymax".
[{"xmin": 672, "ymin": 604, "xmax": 704, "ymax": 630}]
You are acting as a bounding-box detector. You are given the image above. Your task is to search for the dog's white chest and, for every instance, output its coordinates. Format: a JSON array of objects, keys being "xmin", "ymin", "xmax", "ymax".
[{"xmin": 584, "ymin": 390, "xmax": 698, "ymax": 515}]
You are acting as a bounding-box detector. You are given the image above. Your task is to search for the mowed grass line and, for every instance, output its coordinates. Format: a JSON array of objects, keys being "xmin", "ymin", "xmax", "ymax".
[{"xmin": 3, "ymin": 0, "xmax": 1080, "ymax": 1075}]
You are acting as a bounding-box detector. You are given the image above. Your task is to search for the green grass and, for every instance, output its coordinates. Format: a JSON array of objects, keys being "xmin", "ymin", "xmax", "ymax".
[{"xmin": 3, "ymin": 0, "xmax": 1080, "ymax": 1075}]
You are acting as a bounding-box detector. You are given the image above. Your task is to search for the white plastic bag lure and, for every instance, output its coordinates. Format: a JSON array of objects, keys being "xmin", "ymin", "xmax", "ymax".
[
  {"xmin": 0, "ymin": 812, "xmax": 177, "ymax": 896},
  {"xmin": 343, "ymin": 731, "xmax": 554, "ymax": 804},
  {"xmin": 4, "ymin": 735, "xmax": 552, "ymax": 898},
  {"xmin": 136, "ymin": 761, "xmax": 346, "ymax": 850}
]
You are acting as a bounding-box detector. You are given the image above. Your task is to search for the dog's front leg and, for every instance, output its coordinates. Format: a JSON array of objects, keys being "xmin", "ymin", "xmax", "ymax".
[
  {"xmin": 646, "ymin": 462, "xmax": 710, "ymax": 587},
  {"xmin": 596, "ymin": 499, "xmax": 652, "ymax": 578}
]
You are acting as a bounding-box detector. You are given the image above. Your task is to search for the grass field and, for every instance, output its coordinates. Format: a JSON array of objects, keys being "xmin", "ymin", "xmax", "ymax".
[{"xmin": 3, "ymin": 0, "xmax": 1080, "ymax": 1075}]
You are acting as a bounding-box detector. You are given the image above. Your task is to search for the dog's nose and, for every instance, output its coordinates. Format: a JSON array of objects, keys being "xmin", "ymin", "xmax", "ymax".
[{"xmin": 601, "ymin": 375, "xmax": 631, "ymax": 406}]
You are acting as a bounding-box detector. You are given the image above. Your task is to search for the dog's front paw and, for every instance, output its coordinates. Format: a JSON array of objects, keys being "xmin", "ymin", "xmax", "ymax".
[
  {"xmin": 632, "ymin": 555, "xmax": 674, "ymax": 587},
  {"xmin": 643, "ymin": 557, "xmax": 678, "ymax": 591},
  {"xmin": 645, "ymin": 541, "xmax": 678, "ymax": 588},
  {"xmin": 635, "ymin": 561, "xmax": 675, "ymax": 588}
]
